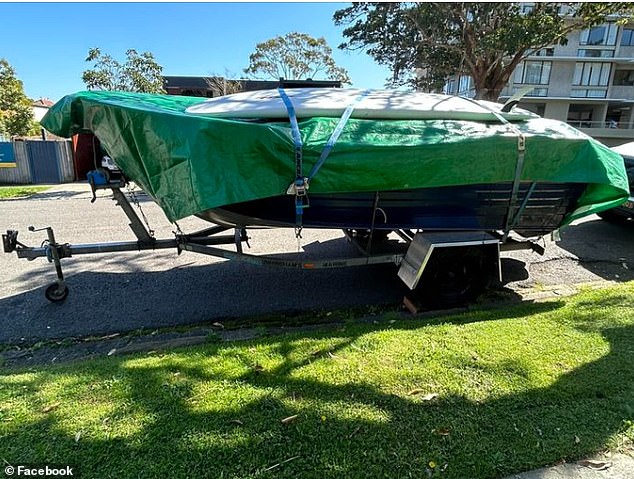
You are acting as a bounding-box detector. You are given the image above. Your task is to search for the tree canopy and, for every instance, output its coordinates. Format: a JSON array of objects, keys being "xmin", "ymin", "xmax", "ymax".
[
  {"xmin": 334, "ymin": 2, "xmax": 634, "ymax": 100},
  {"xmin": 0, "ymin": 59, "xmax": 35, "ymax": 137},
  {"xmin": 82, "ymin": 48, "xmax": 165, "ymax": 93},
  {"xmin": 244, "ymin": 32, "xmax": 350, "ymax": 84}
]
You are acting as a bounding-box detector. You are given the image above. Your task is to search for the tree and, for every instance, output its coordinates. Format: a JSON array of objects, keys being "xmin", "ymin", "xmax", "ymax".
[
  {"xmin": 82, "ymin": 48, "xmax": 165, "ymax": 93},
  {"xmin": 334, "ymin": 3, "xmax": 634, "ymax": 100},
  {"xmin": 244, "ymin": 32, "xmax": 351, "ymax": 84},
  {"xmin": 0, "ymin": 59, "xmax": 35, "ymax": 137},
  {"xmin": 205, "ymin": 70, "xmax": 244, "ymax": 96}
]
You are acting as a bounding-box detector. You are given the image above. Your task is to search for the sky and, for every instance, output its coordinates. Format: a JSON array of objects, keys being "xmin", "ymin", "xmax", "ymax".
[{"xmin": 0, "ymin": 2, "xmax": 393, "ymax": 102}]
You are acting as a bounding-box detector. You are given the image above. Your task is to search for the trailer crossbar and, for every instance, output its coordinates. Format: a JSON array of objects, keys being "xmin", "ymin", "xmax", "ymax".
[{"xmin": 182, "ymin": 242, "xmax": 403, "ymax": 269}]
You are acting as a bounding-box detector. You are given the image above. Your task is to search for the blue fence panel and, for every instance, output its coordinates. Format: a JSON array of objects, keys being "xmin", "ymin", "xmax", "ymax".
[{"xmin": 26, "ymin": 141, "xmax": 62, "ymax": 184}]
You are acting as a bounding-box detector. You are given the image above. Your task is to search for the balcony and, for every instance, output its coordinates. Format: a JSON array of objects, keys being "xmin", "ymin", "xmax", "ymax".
[
  {"xmin": 567, "ymin": 121, "xmax": 634, "ymax": 145},
  {"xmin": 567, "ymin": 120, "xmax": 630, "ymax": 128},
  {"xmin": 610, "ymin": 86, "xmax": 634, "ymax": 100}
]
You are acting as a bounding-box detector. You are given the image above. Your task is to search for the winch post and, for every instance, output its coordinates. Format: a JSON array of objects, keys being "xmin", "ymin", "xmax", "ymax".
[{"xmin": 110, "ymin": 186, "xmax": 154, "ymax": 243}]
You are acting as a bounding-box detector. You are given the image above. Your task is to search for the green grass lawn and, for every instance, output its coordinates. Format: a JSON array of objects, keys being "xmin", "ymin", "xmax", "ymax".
[
  {"xmin": 0, "ymin": 185, "xmax": 49, "ymax": 199},
  {"xmin": 1, "ymin": 284, "xmax": 634, "ymax": 478}
]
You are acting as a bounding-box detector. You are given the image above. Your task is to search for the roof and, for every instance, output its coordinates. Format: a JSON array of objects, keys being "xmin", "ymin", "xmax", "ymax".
[
  {"xmin": 163, "ymin": 76, "xmax": 342, "ymax": 96},
  {"xmin": 32, "ymin": 98, "xmax": 54, "ymax": 108}
]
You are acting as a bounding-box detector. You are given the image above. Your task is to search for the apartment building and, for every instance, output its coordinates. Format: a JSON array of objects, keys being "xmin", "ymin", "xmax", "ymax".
[
  {"xmin": 506, "ymin": 19, "xmax": 634, "ymax": 146},
  {"xmin": 445, "ymin": 15, "xmax": 634, "ymax": 147}
]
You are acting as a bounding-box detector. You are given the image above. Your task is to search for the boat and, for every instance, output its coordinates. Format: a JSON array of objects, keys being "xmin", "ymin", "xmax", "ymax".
[
  {"xmin": 41, "ymin": 88, "xmax": 629, "ymax": 238},
  {"xmin": 9, "ymin": 87, "xmax": 627, "ymax": 306},
  {"xmin": 598, "ymin": 141, "xmax": 634, "ymax": 222}
]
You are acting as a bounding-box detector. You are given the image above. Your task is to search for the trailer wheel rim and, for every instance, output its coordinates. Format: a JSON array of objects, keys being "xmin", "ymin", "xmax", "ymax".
[
  {"xmin": 45, "ymin": 283, "xmax": 69, "ymax": 303},
  {"xmin": 432, "ymin": 257, "xmax": 478, "ymax": 299}
]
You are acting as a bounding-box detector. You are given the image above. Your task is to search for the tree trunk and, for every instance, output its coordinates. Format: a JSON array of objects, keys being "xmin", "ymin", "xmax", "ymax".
[
  {"xmin": 480, "ymin": 87, "xmax": 504, "ymax": 102},
  {"xmin": 473, "ymin": 69, "xmax": 511, "ymax": 102}
]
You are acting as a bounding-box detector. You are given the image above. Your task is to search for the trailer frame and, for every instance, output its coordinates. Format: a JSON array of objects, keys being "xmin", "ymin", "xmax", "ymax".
[{"xmin": 2, "ymin": 180, "xmax": 545, "ymax": 304}]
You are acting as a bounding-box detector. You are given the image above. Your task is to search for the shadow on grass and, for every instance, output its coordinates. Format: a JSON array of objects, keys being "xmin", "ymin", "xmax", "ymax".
[{"xmin": 1, "ymin": 295, "xmax": 633, "ymax": 479}]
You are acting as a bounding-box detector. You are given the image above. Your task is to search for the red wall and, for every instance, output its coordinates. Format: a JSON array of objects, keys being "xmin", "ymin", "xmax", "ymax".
[{"xmin": 72, "ymin": 133, "xmax": 101, "ymax": 180}]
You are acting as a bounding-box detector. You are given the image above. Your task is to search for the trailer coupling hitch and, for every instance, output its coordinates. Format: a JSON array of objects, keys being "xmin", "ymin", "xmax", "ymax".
[
  {"xmin": 2, "ymin": 230, "xmax": 23, "ymax": 253},
  {"xmin": 25, "ymin": 226, "xmax": 71, "ymax": 261},
  {"xmin": 4, "ymin": 228, "xmax": 72, "ymax": 260}
]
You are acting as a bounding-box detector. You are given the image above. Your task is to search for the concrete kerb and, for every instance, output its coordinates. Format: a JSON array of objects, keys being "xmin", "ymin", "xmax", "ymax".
[{"xmin": 504, "ymin": 452, "xmax": 634, "ymax": 479}]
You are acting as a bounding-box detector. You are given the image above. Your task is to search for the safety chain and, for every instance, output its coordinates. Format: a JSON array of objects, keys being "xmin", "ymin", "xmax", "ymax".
[
  {"xmin": 172, "ymin": 221, "xmax": 184, "ymax": 237},
  {"xmin": 126, "ymin": 183, "xmax": 155, "ymax": 238}
]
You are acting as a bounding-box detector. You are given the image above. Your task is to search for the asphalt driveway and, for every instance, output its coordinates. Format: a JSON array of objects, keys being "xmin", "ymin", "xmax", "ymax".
[{"xmin": 1, "ymin": 183, "xmax": 633, "ymax": 345}]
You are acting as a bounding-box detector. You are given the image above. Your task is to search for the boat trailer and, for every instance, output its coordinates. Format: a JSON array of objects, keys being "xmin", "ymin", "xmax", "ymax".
[{"xmin": 3, "ymin": 179, "xmax": 544, "ymax": 305}]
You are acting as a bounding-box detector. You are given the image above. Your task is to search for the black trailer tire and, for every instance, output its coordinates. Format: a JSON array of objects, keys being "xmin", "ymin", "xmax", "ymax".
[
  {"xmin": 45, "ymin": 283, "xmax": 69, "ymax": 303},
  {"xmin": 413, "ymin": 247, "xmax": 488, "ymax": 308},
  {"xmin": 597, "ymin": 209, "xmax": 630, "ymax": 224}
]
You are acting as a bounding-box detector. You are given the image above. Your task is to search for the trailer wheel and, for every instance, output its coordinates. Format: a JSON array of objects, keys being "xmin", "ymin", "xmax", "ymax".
[
  {"xmin": 45, "ymin": 283, "xmax": 69, "ymax": 303},
  {"xmin": 597, "ymin": 209, "xmax": 630, "ymax": 224},
  {"xmin": 414, "ymin": 247, "xmax": 487, "ymax": 308}
]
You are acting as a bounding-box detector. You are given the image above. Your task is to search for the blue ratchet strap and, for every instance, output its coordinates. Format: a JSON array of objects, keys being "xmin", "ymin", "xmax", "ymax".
[
  {"xmin": 278, "ymin": 87, "xmax": 307, "ymax": 236},
  {"xmin": 308, "ymin": 90, "xmax": 369, "ymax": 182}
]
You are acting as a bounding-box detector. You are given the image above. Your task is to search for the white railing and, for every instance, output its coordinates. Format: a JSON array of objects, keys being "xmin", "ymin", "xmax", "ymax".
[{"xmin": 567, "ymin": 120, "xmax": 633, "ymax": 129}]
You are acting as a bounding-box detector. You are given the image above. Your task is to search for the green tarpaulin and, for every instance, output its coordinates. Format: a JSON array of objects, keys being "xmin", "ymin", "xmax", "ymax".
[{"xmin": 42, "ymin": 90, "xmax": 629, "ymax": 224}]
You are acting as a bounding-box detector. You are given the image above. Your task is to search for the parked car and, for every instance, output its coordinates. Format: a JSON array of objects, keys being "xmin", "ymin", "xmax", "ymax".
[{"xmin": 598, "ymin": 141, "xmax": 634, "ymax": 223}]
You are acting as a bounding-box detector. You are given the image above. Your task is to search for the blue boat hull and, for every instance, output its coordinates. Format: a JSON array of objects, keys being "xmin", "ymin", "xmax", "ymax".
[{"xmin": 197, "ymin": 182, "xmax": 586, "ymax": 237}]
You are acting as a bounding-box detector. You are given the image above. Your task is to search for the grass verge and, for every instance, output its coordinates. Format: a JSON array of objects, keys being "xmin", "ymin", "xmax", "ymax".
[
  {"xmin": 0, "ymin": 185, "xmax": 49, "ymax": 199},
  {"xmin": 1, "ymin": 283, "xmax": 633, "ymax": 478}
]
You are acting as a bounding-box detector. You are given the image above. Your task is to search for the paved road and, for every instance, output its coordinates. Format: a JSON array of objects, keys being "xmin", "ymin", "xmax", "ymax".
[{"xmin": 1, "ymin": 183, "xmax": 633, "ymax": 344}]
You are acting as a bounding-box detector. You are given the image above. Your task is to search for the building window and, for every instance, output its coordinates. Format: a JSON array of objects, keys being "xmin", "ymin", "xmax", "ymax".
[
  {"xmin": 577, "ymin": 49, "xmax": 614, "ymax": 58},
  {"xmin": 512, "ymin": 86, "xmax": 548, "ymax": 97},
  {"xmin": 514, "ymin": 61, "xmax": 551, "ymax": 85},
  {"xmin": 622, "ymin": 28, "xmax": 634, "ymax": 46},
  {"xmin": 579, "ymin": 23, "xmax": 618, "ymax": 46},
  {"xmin": 613, "ymin": 70, "xmax": 634, "ymax": 86},
  {"xmin": 457, "ymin": 75, "xmax": 473, "ymax": 96},
  {"xmin": 444, "ymin": 79, "xmax": 456, "ymax": 95},
  {"xmin": 520, "ymin": 103, "xmax": 546, "ymax": 116},
  {"xmin": 573, "ymin": 62, "xmax": 611, "ymax": 86},
  {"xmin": 443, "ymin": 75, "xmax": 473, "ymax": 97},
  {"xmin": 567, "ymin": 105, "xmax": 596, "ymax": 127},
  {"xmin": 533, "ymin": 48, "xmax": 554, "ymax": 57},
  {"xmin": 570, "ymin": 88, "xmax": 608, "ymax": 98}
]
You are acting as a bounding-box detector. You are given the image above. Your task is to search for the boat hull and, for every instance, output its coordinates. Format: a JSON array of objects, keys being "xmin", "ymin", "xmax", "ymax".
[{"xmin": 197, "ymin": 182, "xmax": 586, "ymax": 237}]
